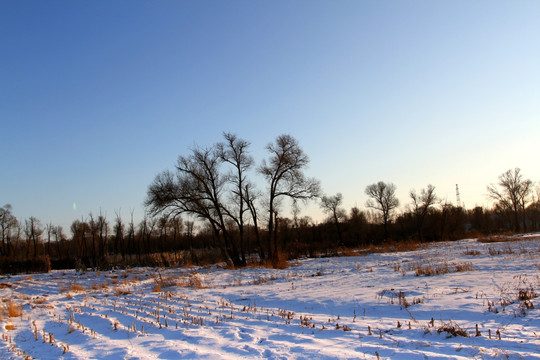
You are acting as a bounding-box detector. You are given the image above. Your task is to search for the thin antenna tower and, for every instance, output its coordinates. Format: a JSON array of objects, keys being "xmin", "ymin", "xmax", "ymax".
[{"xmin": 455, "ymin": 184, "xmax": 461, "ymax": 208}]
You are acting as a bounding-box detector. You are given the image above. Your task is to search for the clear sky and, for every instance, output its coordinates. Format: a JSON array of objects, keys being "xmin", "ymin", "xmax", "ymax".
[{"xmin": 2, "ymin": 1, "xmax": 539, "ymax": 232}]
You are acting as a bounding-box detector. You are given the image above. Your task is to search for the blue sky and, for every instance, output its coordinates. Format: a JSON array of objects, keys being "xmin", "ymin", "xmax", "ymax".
[{"xmin": 1, "ymin": 1, "xmax": 539, "ymax": 231}]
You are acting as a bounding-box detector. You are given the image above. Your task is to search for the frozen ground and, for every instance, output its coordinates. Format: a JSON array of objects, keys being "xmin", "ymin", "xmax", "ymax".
[{"xmin": 1, "ymin": 234, "xmax": 539, "ymax": 359}]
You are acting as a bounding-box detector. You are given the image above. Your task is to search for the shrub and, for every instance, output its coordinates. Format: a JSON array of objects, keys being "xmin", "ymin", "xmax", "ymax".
[
  {"xmin": 7, "ymin": 301, "xmax": 23, "ymax": 318},
  {"xmin": 437, "ymin": 320, "xmax": 468, "ymax": 337},
  {"xmin": 518, "ymin": 287, "xmax": 537, "ymax": 301}
]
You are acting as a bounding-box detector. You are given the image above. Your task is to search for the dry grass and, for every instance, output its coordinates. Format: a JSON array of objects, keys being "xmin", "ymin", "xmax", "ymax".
[
  {"xmin": 463, "ymin": 249, "xmax": 482, "ymax": 256},
  {"xmin": 260, "ymin": 253, "xmax": 290, "ymax": 270},
  {"xmin": 70, "ymin": 283, "xmax": 86, "ymax": 292},
  {"xmin": 474, "ymin": 232, "xmax": 537, "ymax": 243},
  {"xmin": 413, "ymin": 262, "xmax": 474, "ymax": 276},
  {"xmin": 366, "ymin": 240, "xmax": 422, "ymax": 254},
  {"xmin": 33, "ymin": 297, "xmax": 47, "ymax": 305},
  {"xmin": 91, "ymin": 282, "xmax": 108, "ymax": 290},
  {"xmin": 7, "ymin": 301, "xmax": 23, "ymax": 318},
  {"xmin": 178, "ymin": 273, "xmax": 204, "ymax": 289},
  {"xmin": 115, "ymin": 288, "xmax": 132, "ymax": 296},
  {"xmin": 5, "ymin": 323, "xmax": 16, "ymax": 331},
  {"xmin": 488, "ymin": 247, "xmax": 514, "ymax": 256},
  {"xmin": 0, "ymin": 282, "xmax": 13, "ymax": 289},
  {"xmin": 339, "ymin": 247, "xmax": 358, "ymax": 257}
]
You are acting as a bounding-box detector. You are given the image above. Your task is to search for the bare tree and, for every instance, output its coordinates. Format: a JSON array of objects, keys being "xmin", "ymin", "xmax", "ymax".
[
  {"xmin": 259, "ymin": 134, "xmax": 320, "ymax": 262},
  {"xmin": 24, "ymin": 217, "xmax": 43, "ymax": 259},
  {"xmin": 114, "ymin": 212, "xmax": 124, "ymax": 259},
  {"xmin": 0, "ymin": 204, "xmax": 18, "ymax": 257},
  {"xmin": 487, "ymin": 168, "xmax": 533, "ymax": 232},
  {"xmin": 158, "ymin": 215, "xmax": 170, "ymax": 252},
  {"xmin": 126, "ymin": 209, "xmax": 136, "ymax": 257},
  {"xmin": 320, "ymin": 193, "xmax": 346, "ymax": 245},
  {"xmin": 97, "ymin": 212, "xmax": 108, "ymax": 259},
  {"xmin": 53, "ymin": 225, "xmax": 66, "ymax": 259},
  {"xmin": 184, "ymin": 219, "xmax": 197, "ymax": 264},
  {"xmin": 244, "ymin": 182, "xmax": 265, "ymax": 260},
  {"xmin": 409, "ymin": 184, "xmax": 437, "ymax": 241},
  {"xmin": 169, "ymin": 216, "xmax": 183, "ymax": 256},
  {"xmin": 146, "ymin": 144, "xmax": 244, "ymax": 266},
  {"xmin": 217, "ymin": 132, "xmax": 254, "ymax": 264},
  {"xmin": 71, "ymin": 219, "xmax": 90, "ymax": 260},
  {"xmin": 89, "ymin": 213, "xmax": 98, "ymax": 264},
  {"xmin": 365, "ymin": 181, "xmax": 399, "ymax": 240},
  {"xmin": 45, "ymin": 222, "xmax": 53, "ymax": 257}
]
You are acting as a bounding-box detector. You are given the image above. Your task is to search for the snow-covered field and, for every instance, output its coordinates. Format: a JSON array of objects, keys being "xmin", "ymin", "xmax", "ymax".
[{"xmin": 1, "ymin": 235, "xmax": 539, "ymax": 360}]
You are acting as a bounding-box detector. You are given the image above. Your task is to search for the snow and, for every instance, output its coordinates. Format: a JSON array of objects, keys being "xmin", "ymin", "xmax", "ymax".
[{"xmin": 1, "ymin": 235, "xmax": 539, "ymax": 359}]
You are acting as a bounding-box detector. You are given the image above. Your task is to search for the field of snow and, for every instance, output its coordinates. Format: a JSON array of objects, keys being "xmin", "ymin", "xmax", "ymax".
[{"xmin": 1, "ymin": 235, "xmax": 539, "ymax": 359}]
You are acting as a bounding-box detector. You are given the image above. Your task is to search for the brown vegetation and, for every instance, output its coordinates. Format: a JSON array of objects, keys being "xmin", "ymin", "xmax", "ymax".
[
  {"xmin": 437, "ymin": 320, "xmax": 468, "ymax": 337},
  {"xmin": 7, "ymin": 301, "xmax": 23, "ymax": 318},
  {"xmin": 413, "ymin": 261, "xmax": 474, "ymax": 276}
]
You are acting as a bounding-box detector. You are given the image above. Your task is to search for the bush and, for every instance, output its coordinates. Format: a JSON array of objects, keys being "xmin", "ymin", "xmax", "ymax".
[{"xmin": 437, "ymin": 320, "xmax": 468, "ymax": 337}]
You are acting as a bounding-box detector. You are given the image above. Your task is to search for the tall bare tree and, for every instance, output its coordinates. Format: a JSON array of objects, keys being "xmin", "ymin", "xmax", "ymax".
[
  {"xmin": 89, "ymin": 213, "xmax": 98, "ymax": 264},
  {"xmin": 113, "ymin": 211, "xmax": 124, "ymax": 259},
  {"xmin": 146, "ymin": 145, "xmax": 244, "ymax": 266},
  {"xmin": 0, "ymin": 204, "xmax": 18, "ymax": 257},
  {"xmin": 244, "ymin": 182, "xmax": 264, "ymax": 260},
  {"xmin": 365, "ymin": 181, "xmax": 399, "ymax": 240},
  {"xmin": 320, "ymin": 193, "xmax": 346, "ymax": 245},
  {"xmin": 45, "ymin": 222, "xmax": 53, "ymax": 257},
  {"xmin": 487, "ymin": 168, "xmax": 533, "ymax": 232},
  {"xmin": 24, "ymin": 217, "xmax": 43, "ymax": 259},
  {"xmin": 126, "ymin": 210, "xmax": 136, "ymax": 257},
  {"xmin": 53, "ymin": 225, "xmax": 66, "ymax": 260},
  {"xmin": 259, "ymin": 134, "xmax": 320, "ymax": 262},
  {"xmin": 217, "ymin": 132, "xmax": 255, "ymax": 264},
  {"xmin": 409, "ymin": 184, "xmax": 437, "ymax": 241},
  {"xmin": 71, "ymin": 219, "xmax": 90, "ymax": 260},
  {"xmin": 169, "ymin": 216, "xmax": 183, "ymax": 256},
  {"xmin": 97, "ymin": 212, "xmax": 108, "ymax": 259}
]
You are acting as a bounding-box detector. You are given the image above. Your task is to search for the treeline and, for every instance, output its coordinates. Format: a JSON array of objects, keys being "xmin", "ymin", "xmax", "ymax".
[{"xmin": 1, "ymin": 133, "xmax": 539, "ymax": 274}]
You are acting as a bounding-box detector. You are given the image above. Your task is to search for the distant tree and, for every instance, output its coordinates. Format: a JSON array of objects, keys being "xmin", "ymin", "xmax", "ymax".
[
  {"xmin": 97, "ymin": 212, "xmax": 108, "ymax": 259},
  {"xmin": 71, "ymin": 219, "xmax": 90, "ymax": 260},
  {"xmin": 348, "ymin": 206, "xmax": 369, "ymax": 246},
  {"xmin": 487, "ymin": 168, "xmax": 533, "ymax": 232},
  {"xmin": 365, "ymin": 181, "xmax": 399, "ymax": 240},
  {"xmin": 0, "ymin": 204, "xmax": 18, "ymax": 257},
  {"xmin": 53, "ymin": 225, "xmax": 67, "ymax": 259},
  {"xmin": 169, "ymin": 216, "xmax": 184, "ymax": 255},
  {"xmin": 89, "ymin": 213, "xmax": 98, "ymax": 264},
  {"xmin": 114, "ymin": 212, "xmax": 125, "ymax": 259},
  {"xmin": 158, "ymin": 215, "xmax": 169, "ymax": 252},
  {"xmin": 136, "ymin": 216, "xmax": 147, "ymax": 255},
  {"xmin": 320, "ymin": 193, "xmax": 346, "ymax": 245},
  {"xmin": 24, "ymin": 217, "xmax": 43, "ymax": 259},
  {"xmin": 259, "ymin": 134, "xmax": 320, "ymax": 263},
  {"xmin": 184, "ymin": 219, "xmax": 197, "ymax": 264},
  {"xmin": 409, "ymin": 184, "xmax": 438, "ymax": 241},
  {"xmin": 45, "ymin": 222, "xmax": 53, "ymax": 257}
]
